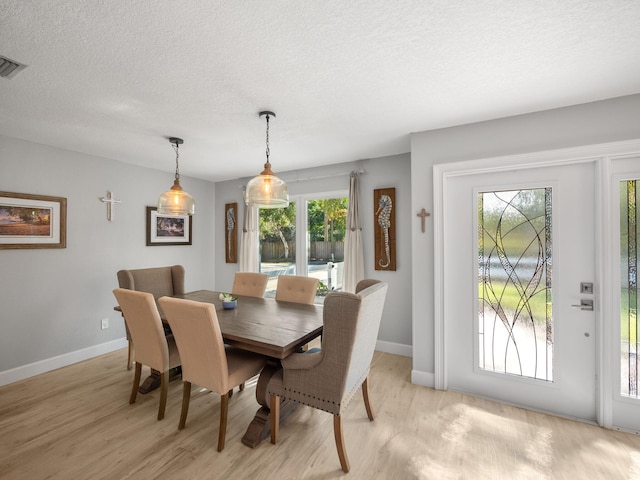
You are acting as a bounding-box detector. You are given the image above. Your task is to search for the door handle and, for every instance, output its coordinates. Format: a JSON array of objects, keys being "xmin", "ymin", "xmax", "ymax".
[{"xmin": 571, "ymin": 299, "xmax": 593, "ymax": 311}]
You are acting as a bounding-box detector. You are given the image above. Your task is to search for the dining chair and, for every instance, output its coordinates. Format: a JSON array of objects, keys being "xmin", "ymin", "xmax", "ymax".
[
  {"xmin": 116, "ymin": 265, "xmax": 185, "ymax": 369},
  {"xmin": 267, "ymin": 280, "xmax": 388, "ymax": 473},
  {"xmin": 231, "ymin": 272, "xmax": 269, "ymax": 298},
  {"xmin": 157, "ymin": 296, "xmax": 268, "ymax": 452},
  {"xmin": 275, "ymin": 275, "xmax": 319, "ymax": 305},
  {"xmin": 112, "ymin": 288, "xmax": 181, "ymax": 421}
]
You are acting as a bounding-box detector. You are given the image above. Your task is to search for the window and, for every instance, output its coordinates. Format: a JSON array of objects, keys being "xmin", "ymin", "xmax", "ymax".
[{"xmin": 259, "ymin": 193, "xmax": 347, "ymax": 302}]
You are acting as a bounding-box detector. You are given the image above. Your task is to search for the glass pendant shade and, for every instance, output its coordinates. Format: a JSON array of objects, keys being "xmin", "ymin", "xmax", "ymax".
[
  {"xmin": 157, "ymin": 137, "xmax": 195, "ymax": 216},
  {"xmin": 158, "ymin": 178, "xmax": 196, "ymax": 216},
  {"xmin": 246, "ymin": 161, "xmax": 289, "ymax": 208}
]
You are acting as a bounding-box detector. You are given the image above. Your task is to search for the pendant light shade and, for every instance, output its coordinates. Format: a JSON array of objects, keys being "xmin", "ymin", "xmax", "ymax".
[
  {"xmin": 246, "ymin": 111, "xmax": 289, "ymax": 209},
  {"xmin": 157, "ymin": 137, "xmax": 195, "ymax": 216}
]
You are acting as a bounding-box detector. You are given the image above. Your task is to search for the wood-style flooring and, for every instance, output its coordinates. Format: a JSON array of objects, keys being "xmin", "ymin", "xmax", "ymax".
[{"xmin": 2, "ymin": 347, "xmax": 640, "ymax": 479}]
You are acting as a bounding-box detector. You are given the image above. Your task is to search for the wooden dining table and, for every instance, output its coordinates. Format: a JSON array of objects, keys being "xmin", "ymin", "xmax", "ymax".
[
  {"xmin": 172, "ymin": 290, "xmax": 323, "ymax": 359},
  {"xmin": 163, "ymin": 290, "xmax": 323, "ymax": 447}
]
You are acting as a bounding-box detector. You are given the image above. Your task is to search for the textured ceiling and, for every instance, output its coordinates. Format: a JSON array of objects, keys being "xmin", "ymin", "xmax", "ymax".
[{"xmin": 1, "ymin": 0, "xmax": 640, "ymax": 182}]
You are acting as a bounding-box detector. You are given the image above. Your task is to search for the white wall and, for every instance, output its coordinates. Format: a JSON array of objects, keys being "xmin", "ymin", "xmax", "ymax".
[
  {"xmin": 0, "ymin": 135, "xmax": 215, "ymax": 383},
  {"xmin": 410, "ymin": 93, "xmax": 640, "ymax": 386},
  {"xmin": 214, "ymin": 154, "xmax": 413, "ymax": 353}
]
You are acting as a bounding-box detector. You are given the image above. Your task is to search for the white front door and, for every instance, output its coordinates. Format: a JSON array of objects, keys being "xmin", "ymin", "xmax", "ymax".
[{"xmin": 442, "ymin": 160, "xmax": 596, "ymax": 421}]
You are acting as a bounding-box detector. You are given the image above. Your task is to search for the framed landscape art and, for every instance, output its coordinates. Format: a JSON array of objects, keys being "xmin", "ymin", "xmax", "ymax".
[
  {"xmin": 146, "ymin": 206, "xmax": 192, "ymax": 246},
  {"xmin": 0, "ymin": 191, "xmax": 67, "ymax": 249}
]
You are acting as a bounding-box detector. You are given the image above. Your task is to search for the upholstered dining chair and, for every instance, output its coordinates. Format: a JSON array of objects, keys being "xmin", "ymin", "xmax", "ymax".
[
  {"xmin": 275, "ymin": 275, "xmax": 319, "ymax": 305},
  {"xmin": 112, "ymin": 288, "xmax": 181, "ymax": 421},
  {"xmin": 267, "ymin": 279, "xmax": 388, "ymax": 473},
  {"xmin": 117, "ymin": 265, "xmax": 185, "ymax": 369},
  {"xmin": 231, "ymin": 272, "xmax": 269, "ymax": 298},
  {"xmin": 157, "ymin": 296, "xmax": 268, "ymax": 452}
]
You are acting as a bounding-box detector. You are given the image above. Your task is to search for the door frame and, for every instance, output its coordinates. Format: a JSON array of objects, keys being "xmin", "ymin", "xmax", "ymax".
[{"xmin": 433, "ymin": 139, "xmax": 640, "ymax": 427}]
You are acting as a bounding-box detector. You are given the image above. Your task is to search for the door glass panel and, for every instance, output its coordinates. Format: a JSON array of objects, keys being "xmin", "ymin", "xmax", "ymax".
[
  {"xmin": 620, "ymin": 180, "xmax": 639, "ymax": 397},
  {"xmin": 259, "ymin": 202, "xmax": 296, "ymax": 297},
  {"xmin": 478, "ymin": 188, "xmax": 553, "ymax": 380},
  {"xmin": 307, "ymin": 198, "xmax": 348, "ymax": 297}
]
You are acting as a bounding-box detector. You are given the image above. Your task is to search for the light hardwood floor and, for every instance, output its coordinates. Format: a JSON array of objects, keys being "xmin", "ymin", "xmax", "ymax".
[{"xmin": 3, "ymin": 348, "xmax": 640, "ymax": 479}]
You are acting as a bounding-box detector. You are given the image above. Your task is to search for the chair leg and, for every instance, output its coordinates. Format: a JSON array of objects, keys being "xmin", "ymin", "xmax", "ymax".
[
  {"xmin": 158, "ymin": 370, "xmax": 169, "ymax": 420},
  {"xmin": 129, "ymin": 363, "xmax": 141, "ymax": 404},
  {"xmin": 362, "ymin": 377, "xmax": 375, "ymax": 421},
  {"xmin": 217, "ymin": 392, "xmax": 230, "ymax": 452},
  {"xmin": 127, "ymin": 340, "xmax": 134, "ymax": 370},
  {"xmin": 270, "ymin": 394, "xmax": 280, "ymax": 444},
  {"xmin": 333, "ymin": 415, "xmax": 350, "ymax": 473},
  {"xmin": 179, "ymin": 382, "xmax": 191, "ymax": 430}
]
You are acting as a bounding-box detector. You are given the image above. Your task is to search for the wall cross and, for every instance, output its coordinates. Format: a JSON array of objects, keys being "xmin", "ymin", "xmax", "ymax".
[
  {"xmin": 417, "ymin": 208, "xmax": 430, "ymax": 233},
  {"xmin": 99, "ymin": 191, "xmax": 122, "ymax": 222}
]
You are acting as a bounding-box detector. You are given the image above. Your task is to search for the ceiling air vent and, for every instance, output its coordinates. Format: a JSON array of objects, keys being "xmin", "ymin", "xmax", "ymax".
[{"xmin": 0, "ymin": 55, "xmax": 27, "ymax": 79}]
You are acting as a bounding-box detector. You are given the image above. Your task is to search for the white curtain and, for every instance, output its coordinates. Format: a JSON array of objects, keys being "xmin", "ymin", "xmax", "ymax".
[
  {"xmin": 238, "ymin": 191, "xmax": 259, "ymax": 272},
  {"xmin": 342, "ymin": 172, "xmax": 364, "ymax": 293}
]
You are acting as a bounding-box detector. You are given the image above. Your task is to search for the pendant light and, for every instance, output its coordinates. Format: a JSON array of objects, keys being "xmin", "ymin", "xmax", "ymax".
[
  {"xmin": 246, "ymin": 111, "xmax": 289, "ymax": 208},
  {"xmin": 157, "ymin": 137, "xmax": 195, "ymax": 216}
]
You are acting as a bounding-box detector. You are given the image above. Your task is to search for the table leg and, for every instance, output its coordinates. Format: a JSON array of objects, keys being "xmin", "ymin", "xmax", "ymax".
[
  {"xmin": 241, "ymin": 363, "xmax": 297, "ymax": 448},
  {"xmin": 138, "ymin": 367, "xmax": 181, "ymax": 394}
]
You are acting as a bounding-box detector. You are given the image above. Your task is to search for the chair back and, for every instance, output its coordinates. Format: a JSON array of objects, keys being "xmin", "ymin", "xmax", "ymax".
[
  {"xmin": 275, "ymin": 275, "xmax": 319, "ymax": 305},
  {"xmin": 117, "ymin": 265, "xmax": 185, "ymax": 298},
  {"xmin": 112, "ymin": 288, "xmax": 171, "ymax": 372},
  {"xmin": 304, "ymin": 280, "xmax": 387, "ymax": 409},
  {"xmin": 158, "ymin": 297, "xmax": 229, "ymax": 393},
  {"xmin": 231, "ymin": 272, "xmax": 268, "ymax": 298},
  {"xmin": 342, "ymin": 281, "xmax": 388, "ymax": 395},
  {"xmin": 267, "ymin": 279, "xmax": 387, "ymax": 473}
]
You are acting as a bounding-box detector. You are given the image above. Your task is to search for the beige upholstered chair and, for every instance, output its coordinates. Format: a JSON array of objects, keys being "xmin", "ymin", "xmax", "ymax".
[
  {"xmin": 117, "ymin": 265, "xmax": 185, "ymax": 369},
  {"xmin": 231, "ymin": 272, "xmax": 269, "ymax": 298},
  {"xmin": 112, "ymin": 288, "xmax": 181, "ymax": 421},
  {"xmin": 268, "ymin": 279, "xmax": 388, "ymax": 473},
  {"xmin": 157, "ymin": 296, "xmax": 267, "ymax": 452},
  {"xmin": 275, "ymin": 275, "xmax": 319, "ymax": 305}
]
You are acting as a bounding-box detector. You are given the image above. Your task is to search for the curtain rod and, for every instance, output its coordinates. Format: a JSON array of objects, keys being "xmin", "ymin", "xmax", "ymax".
[
  {"xmin": 238, "ymin": 168, "xmax": 365, "ymax": 189},
  {"xmin": 283, "ymin": 168, "xmax": 365, "ymax": 184}
]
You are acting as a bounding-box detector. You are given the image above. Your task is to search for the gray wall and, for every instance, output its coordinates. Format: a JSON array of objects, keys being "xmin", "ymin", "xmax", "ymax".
[
  {"xmin": 0, "ymin": 135, "xmax": 215, "ymax": 374},
  {"xmin": 410, "ymin": 94, "xmax": 640, "ymax": 382},
  {"xmin": 215, "ymin": 154, "xmax": 413, "ymax": 350}
]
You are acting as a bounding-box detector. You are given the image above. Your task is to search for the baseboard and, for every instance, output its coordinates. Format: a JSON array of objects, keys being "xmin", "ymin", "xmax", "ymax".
[
  {"xmin": 411, "ymin": 369, "xmax": 435, "ymax": 388},
  {"xmin": 375, "ymin": 340, "xmax": 412, "ymax": 357},
  {"xmin": 2, "ymin": 337, "xmax": 410, "ymax": 387},
  {"xmin": 0, "ymin": 337, "xmax": 128, "ymax": 387}
]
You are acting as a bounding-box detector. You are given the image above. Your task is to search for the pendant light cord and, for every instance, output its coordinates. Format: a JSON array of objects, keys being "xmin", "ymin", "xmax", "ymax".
[
  {"xmin": 265, "ymin": 114, "xmax": 270, "ymax": 164},
  {"xmin": 173, "ymin": 142, "xmax": 180, "ymax": 180}
]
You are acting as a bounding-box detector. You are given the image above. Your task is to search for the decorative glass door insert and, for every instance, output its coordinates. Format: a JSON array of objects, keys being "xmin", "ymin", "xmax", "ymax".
[
  {"xmin": 621, "ymin": 179, "xmax": 640, "ymax": 397},
  {"xmin": 478, "ymin": 188, "xmax": 553, "ymax": 380}
]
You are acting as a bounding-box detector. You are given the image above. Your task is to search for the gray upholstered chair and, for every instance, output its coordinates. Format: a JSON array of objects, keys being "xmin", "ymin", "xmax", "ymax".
[
  {"xmin": 157, "ymin": 296, "xmax": 267, "ymax": 452},
  {"xmin": 275, "ymin": 275, "xmax": 319, "ymax": 305},
  {"xmin": 112, "ymin": 288, "xmax": 181, "ymax": 421},
  {"xmin": 267, "ymin": 279, "xmax": 388, "ymax": 473},
  {"xmin": 231, "ymin": 272, "xmax": 269, "ymax": 298},
  {"xmin": 117, "ymin": 265, "xmax": 185, "ymax": 369}
]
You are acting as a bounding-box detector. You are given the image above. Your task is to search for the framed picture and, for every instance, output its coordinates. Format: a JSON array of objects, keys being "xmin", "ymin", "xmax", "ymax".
[
  {"xmin": 0, "ymin": 191, "xmax": 67, "ymax": 249},
  {"xmin": 146, "ymin": 206, "xmax": 192, "ymax": 246},
  {"xmin": 374, "ymin": 187, "xmax": 396, "ymax": 271},
  {"xmin": 225, "ymin": 202, "xmax": 238, "ymax": 263}
]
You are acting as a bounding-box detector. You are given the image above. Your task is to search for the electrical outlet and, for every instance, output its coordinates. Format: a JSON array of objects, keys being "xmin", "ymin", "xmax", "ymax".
[{"xmin": 101, "ymin": 318, "xmax": 109, "ymax": 330}]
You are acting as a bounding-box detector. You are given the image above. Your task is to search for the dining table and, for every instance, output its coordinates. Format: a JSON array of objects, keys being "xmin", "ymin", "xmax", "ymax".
[{"xmin": 118, "ymin": 289, "xmax": 324, "ymax": 447}]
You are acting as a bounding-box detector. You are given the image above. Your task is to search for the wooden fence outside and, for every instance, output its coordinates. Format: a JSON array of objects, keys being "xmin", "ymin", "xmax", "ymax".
[{"xmin": 260, "ymin": 241, "xmax": 344, "ymax": 262}]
